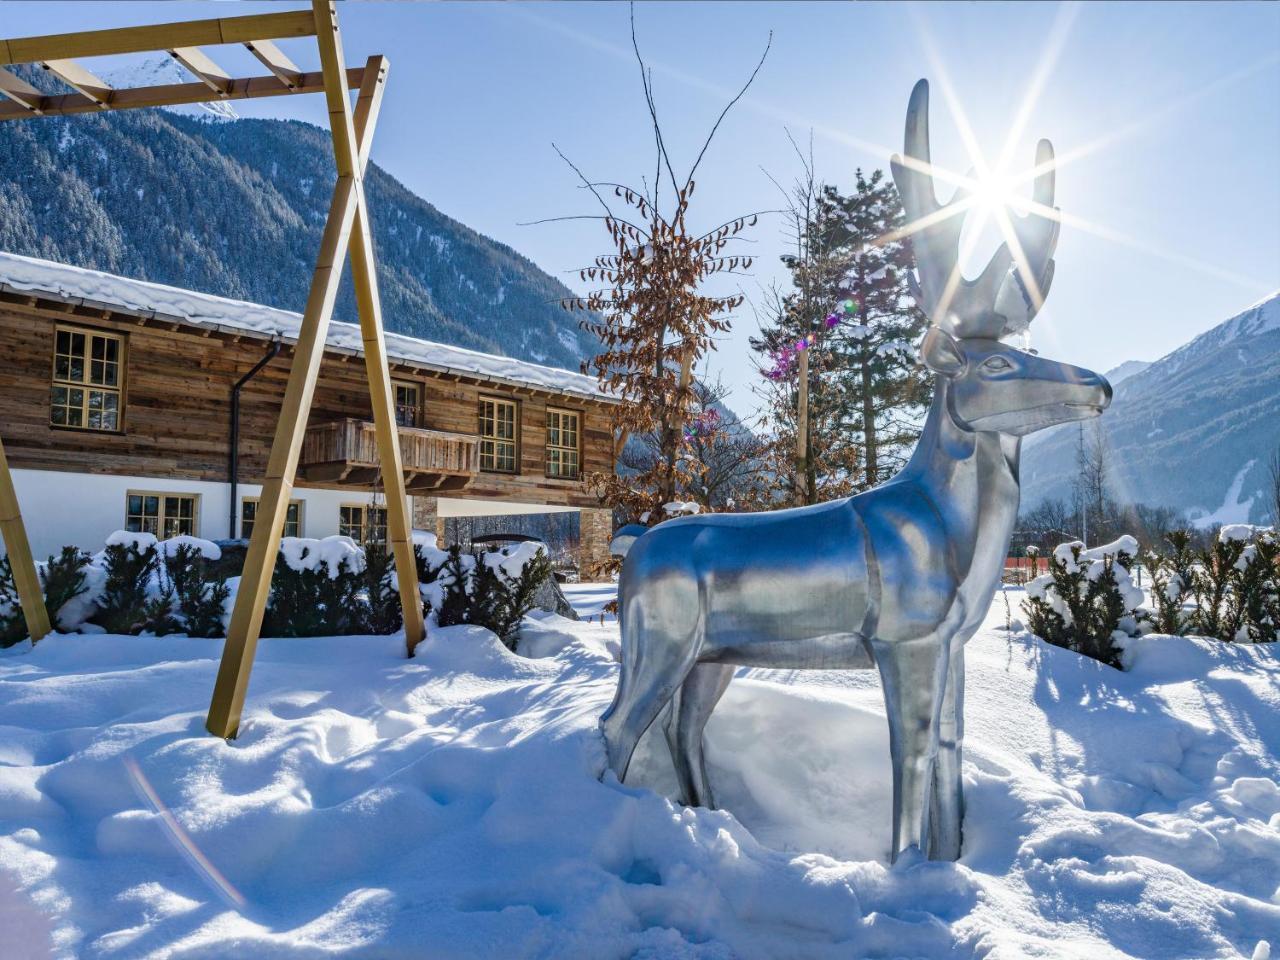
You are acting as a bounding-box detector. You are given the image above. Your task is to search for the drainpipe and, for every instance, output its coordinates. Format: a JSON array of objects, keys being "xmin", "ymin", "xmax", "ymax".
[{"xmin": 229, "ymin": 340, "xmax": 282, "ymax": 539}]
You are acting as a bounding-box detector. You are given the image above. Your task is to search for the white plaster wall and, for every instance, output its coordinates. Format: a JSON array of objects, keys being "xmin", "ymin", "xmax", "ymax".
[{"xmin": 4, "ymin": 468, "xmax": 409, "ymax": 559}]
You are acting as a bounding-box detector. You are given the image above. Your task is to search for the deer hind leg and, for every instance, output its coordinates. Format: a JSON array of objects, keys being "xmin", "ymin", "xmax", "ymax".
[
  {"xmin": 872, "ymin": 635, "xmax": 949, "ymax": 862},
  {"xmin": 929, "ymin": 641, "xmax": 966, "ymax": 861},
  {"xmin": 664, "ymin": 662, "xmax": 734, "ymax": 808},
  {"xmin": 601, "ymin": 599, "xmax": 702, "ymax": 783}
]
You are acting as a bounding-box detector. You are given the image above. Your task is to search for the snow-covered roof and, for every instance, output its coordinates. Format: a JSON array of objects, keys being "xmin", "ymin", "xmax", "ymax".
[{"xmin": 0, "ymin": 251, "xmax": 613, "ymax": 402}]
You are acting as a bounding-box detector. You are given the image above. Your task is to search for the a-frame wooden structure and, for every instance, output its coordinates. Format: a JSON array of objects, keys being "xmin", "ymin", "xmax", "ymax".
[{"xmin": 0, "ymin": 2, "xmax": 426, "ymax": 738}]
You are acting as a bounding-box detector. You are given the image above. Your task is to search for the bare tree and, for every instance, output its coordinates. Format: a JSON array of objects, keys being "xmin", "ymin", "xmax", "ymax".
[{"xmin": 549, "ymin": 9, "xmax": 771, "ymax": 523}]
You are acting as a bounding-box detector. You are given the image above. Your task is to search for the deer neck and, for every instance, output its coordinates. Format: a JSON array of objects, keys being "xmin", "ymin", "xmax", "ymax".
[{"xmin": 901, "ymin": 379, "xmax": 1022, "ymax": 584}]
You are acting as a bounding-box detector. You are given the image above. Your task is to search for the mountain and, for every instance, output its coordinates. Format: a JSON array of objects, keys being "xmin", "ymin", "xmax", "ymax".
[
  {"xmin": 104, "ymin": 56, "xmax": 240, "ymax": 123},
  {"xmin": 0, "ymin": 68, "xmax": 595, "ymax": 370},
  {"xmin": 1022, "ymin": 292, "xmax": 1280, "ymax": 526},
  {"xmin": 1102, "ymin": 359, "xmax": 1151, "ymax": 387}
]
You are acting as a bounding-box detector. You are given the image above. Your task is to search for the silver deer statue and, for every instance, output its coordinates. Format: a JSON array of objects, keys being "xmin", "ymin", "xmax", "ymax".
[{"xmin": 600, "ymin": 79, "xmax": 1112, "ymax": 862}]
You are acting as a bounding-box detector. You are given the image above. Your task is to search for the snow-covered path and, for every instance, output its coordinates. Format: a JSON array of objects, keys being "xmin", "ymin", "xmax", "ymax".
[{"xmin": 0, "ymin": 588, "xmax": 1276, "ymax": 959}]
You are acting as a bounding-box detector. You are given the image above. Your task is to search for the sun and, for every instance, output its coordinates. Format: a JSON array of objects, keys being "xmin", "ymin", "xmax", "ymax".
[{"xmin": 971, "ymin": 168, "xmax": 1030, "ymax": 219}]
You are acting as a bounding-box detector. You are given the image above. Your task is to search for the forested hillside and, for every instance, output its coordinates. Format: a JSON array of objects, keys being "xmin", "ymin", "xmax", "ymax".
[{"xmin": 0, "ymin": 72, "xmax": 593, "ymax": 370}]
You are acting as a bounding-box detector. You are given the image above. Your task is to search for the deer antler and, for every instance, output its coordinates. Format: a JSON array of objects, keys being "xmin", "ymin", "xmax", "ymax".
[{"xmin": 891, "ymin": 79, "xmax": 1060, "ymax": 339}]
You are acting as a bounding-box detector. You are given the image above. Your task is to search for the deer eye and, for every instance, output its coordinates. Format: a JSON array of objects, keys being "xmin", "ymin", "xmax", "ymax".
[{"xmin": 983, "ymin": 356, "xmax": 1014, "ymax": 372}]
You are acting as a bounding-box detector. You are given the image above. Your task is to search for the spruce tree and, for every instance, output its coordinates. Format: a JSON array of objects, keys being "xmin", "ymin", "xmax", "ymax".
[{"xmin": 753, "ymin": 169, "xmax": 928, "ymax": 501}]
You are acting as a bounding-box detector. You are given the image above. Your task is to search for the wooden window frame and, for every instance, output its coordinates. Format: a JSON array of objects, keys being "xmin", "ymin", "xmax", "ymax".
[
  {"xmin": 339, "ymin": 502, "xmax": 389, "ymax": 546},
  {"xmin": 241, "ymin": 497, "xmax": 304, "ymax": 540},
  {"xmin": 50, "ymin": 323, "xmax": 127, "ymax": 433},
  {"xmin": 124, "ymin": 490, "xmax": 200, "ymax": 539},
  {"xmin": 545, "ymin": 406, "xmax": 582, "ymax": 480},
  {"xmin": 478, "ymin": 395, "xmax": 520, "ymax": 474},
  {"xmin": 392, "ymin": 378, "xmax": 422, "ymax": 429}
]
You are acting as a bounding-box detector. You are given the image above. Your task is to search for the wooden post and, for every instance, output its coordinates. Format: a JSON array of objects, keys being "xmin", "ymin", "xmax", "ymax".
[
  {"xmin": 795, "ymin": 345, "xmax": 809, "ymax": 506},
  {"xmin": 206, "ymin": 25, "xmax": 396, "ymax": 739},
  {"xmin": 314, "ymin": 3, "xmax": 425, "ymax": 656},
  {"xmin": 0, "ymin": 437, "xmax": 51, "ymax": 642}
]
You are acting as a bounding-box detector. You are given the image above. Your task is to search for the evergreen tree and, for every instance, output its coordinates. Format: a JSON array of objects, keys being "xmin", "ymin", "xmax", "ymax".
[{"xmin": 753, "ymin": 169, "xmax": 928, "ymax": 502}]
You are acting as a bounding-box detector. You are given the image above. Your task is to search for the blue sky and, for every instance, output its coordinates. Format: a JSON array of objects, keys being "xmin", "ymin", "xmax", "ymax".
[{"xmin": 4, "ymin": 1, "xmax": 1278, "ymax": 418}]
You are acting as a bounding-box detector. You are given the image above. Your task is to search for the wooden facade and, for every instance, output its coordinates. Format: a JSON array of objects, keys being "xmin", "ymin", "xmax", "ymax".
[{"xmin": 0, "ymin": 287, "xmax": 616, "ymax": 517}]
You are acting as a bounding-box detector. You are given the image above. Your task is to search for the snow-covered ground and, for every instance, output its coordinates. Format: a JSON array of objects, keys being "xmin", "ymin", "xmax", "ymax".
[{"xmin": 1, "ymin": 586, "xmax": 1277, "ymax": 959}]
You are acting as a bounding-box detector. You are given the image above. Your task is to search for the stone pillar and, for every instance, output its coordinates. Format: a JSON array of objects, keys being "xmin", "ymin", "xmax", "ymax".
[
  {"xmin": 579, "ymin": 507, "xmax": 613, "ymax": 580},
  {"xmin": 412, "ymin": 496, "xmax": 446, "ymax": 545}
]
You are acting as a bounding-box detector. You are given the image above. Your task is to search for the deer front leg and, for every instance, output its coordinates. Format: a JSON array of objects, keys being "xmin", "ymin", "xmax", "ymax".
[
  {"xmin": 929, "ymin": 640, "xmax": 965, "ymax": 861},
  {"xmin": 665, "ymin": 662, "xmax": 734, "ymax": 808},
  {"xmin": 872, "ymin": 635, "xmax": 949, "ymax": 862}
]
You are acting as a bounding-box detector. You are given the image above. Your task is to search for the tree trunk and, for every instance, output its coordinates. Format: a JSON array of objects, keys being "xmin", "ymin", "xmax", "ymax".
[
  {"xmin": 861, "ymin": 360, "xmax": 877, "ymax": 489},
  {"xmin": 795, "ymin": 346, "xmax": 809, "ymax": 506}
]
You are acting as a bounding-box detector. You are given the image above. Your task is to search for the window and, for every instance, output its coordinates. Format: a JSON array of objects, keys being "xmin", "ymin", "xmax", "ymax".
[
  {"xmin": 339, "ymin": 504, "xmax": 388, "ymax": 546},
  {"xmin": 478, "ymin": 396, "xmax": 518, "ymax": 473},
  {"xmin": 546, "ymin": 408, "xmax": 581, "ymax": 479},
  {"xmin": 51, "ymin": 326, "xmax": 125, "ymax": 431},
  {"xmin": 241, "ymin": 498, "xmax": 304, "ymax": 539},
  {"xmin": 126, "ymin": 492, "xmax": 199, "ymax": 538},
  {"xmin": 393, "ymin": 380, "xmax": 421, "ymax": 428}
]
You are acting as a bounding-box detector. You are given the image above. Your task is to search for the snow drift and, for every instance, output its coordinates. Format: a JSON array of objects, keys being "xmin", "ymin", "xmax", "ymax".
[{"xmin": 0, "ymin": 589, "xmax": 1276, "ymax": 959}]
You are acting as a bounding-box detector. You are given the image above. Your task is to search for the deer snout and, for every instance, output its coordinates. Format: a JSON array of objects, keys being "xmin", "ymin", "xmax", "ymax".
[{"xmin": 1065, "ymin": 369, "xmax": 1111, "ymax": 415}]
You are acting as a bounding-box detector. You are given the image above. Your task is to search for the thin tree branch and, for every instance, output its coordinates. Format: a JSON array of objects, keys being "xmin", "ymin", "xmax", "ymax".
[{"xmin": 686, "ymin": 30, "xmax": 772, "ymax": 185}]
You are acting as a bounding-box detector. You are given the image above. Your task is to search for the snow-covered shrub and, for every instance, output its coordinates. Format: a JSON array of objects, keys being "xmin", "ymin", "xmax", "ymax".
[
  {"xmin": 1022, "ymin": 537, "xmax": 1143, "ymax": 668},
  {"xmin": 160, "ymin": 541, "xmax": 229, "ymax": 639},
  {"xmin": 262, "ymin": 537, "xmax": 367, "ymax": 638},
  {"xmin": 1214, "ymin": 526, "xmax": 1277, "ymax": 644},
  {"xmin": 361, "ymin": 542, "xmax": 402, "ymax": 635},
  {"xmin": 431, "ymin": 542, "xmax": 553, "ymax": 650},
  {"xmin": 1142, "ymin": 530, "xmax": 1197, "ymax": 635},
  {"xmin": 0, "ymin": 546, "xmax": 94, "ymax": 646},
  {"xmin": 91, "ymin": 533, "xmax": 161, "ymax": 635}
]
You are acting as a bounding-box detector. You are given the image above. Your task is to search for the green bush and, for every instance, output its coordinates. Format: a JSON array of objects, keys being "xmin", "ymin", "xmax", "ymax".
[
  {"xmin": 432, "ymin": 544, "xmax": 553, "ymax": 650},
  {"xmin": 1021, "ymin": 541, "xmax": 1141, "ymax": 668},
  {"xmin": 362, "ymin": 542, "xmax": 403, "ymax": 635},
  {"xmin": 1143, "ymin": 527, "xmax": 1278, "ymax": 643},
  {"xmin": 261, "ymin": 541, "xmax": 366, "ymax": 638},
  {"xmin": 162, "ymin": 544, "xmax": 229, "ymax": 638},
  {"xmin": 91, "ymin": 539, "xmax": 159, "ymax": 635},
  {"xmin": 0, "ymin": 547, "xmax": 93, "ymax": 646}
]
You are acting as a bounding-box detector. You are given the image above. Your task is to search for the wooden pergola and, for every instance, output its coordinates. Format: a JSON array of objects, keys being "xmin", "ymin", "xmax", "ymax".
[{"xmin": 0, "ymin": 2, "xmax": 427, "ymax": 739}]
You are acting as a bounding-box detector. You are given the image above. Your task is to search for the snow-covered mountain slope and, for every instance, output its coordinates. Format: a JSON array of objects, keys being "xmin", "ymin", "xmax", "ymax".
[
  {"xmin": 1023, "ymin": 291, "xmax": 1280, "ymax": 525},
  {"xmin": 1, "ymin": 590, "xmax": 1276, "ymax": 959},
  {"xmin": 104, "ymin": 56, "xmax": 238, "ymax": 121},
  {"xmin": 1103, "ymin": 359, "xmax": 1152, "ymax": 387},
  {"xmin": 0, "ymin": 67, "xmax": 596, "ymax": 371}
]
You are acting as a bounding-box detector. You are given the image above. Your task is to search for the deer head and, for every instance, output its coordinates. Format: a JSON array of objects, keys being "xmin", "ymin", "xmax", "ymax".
[{"xmin": 892, "ymin": 79, "xmax": 1110, "ymax": 437}]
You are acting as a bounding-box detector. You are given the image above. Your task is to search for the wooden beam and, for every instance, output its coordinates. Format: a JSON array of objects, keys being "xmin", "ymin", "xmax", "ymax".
[
  {"xmin": 244, "ymin": 39, "xmax": 302, "ymax": 89},
  {"xmin": 40, "ymin": 59, "xmax": 112, "ymax": 106},
  {"xmin": 331, "ymin": 43, "xmax": 427, "ymax": 657},
  {"xmin": 0, "ymin": 67, "xmax": 366, "ymax": 121},
  {"xmin": 1, "ymin": 10, "xmax": 316, "ymax": 65},
  {"xmin": 206, "ymin": 32, "xmax": 388, "ymax": 741},
  {"xmin": 169, "ymin": 47, "xmax": 232, "ymax": 95},
  {"xmin": 0, "ymin": 437, "xmax": 51, "ymax": 643},
  {"xmin": 0, "ymin": 66, "xmax": 42, "ymax": 112}
]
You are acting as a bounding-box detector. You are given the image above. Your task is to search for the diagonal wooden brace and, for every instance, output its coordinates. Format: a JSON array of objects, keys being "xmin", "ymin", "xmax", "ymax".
[
  {"xmin": 0, "ymin": 437, "xmax": 51, "ymax": 642},
  {"xmin": 206, "ymin": 37, "xmax": 417, "ymax": 739}
]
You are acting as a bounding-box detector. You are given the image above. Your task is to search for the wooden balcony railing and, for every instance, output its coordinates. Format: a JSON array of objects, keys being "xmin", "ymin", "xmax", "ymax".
[{"xmin": 298, "ymin": 418, "xmax": 478, "ymax": 493}]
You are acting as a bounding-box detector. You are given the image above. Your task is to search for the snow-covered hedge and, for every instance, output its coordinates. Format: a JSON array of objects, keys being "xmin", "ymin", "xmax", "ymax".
[
  {"xmin": 413, "ymin": 533, "xmax": 553, "ymax": 649},
  {"xmin": 1, "ymin": 530, "xmax": 553, "ymax": 647},
  {"xmin": 1143, "ymin": 525, "xmax": 1278, "ymax": 643},
  {"xmin": 1022, "ymin": 527, "xmax": 1278, "ymax": 666},
  {"xmin": 1022, "ymin": 537, "xmax": 1142, "ymax": 667}
]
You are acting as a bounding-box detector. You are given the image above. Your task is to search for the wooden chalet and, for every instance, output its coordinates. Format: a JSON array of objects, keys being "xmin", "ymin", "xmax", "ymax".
[{"xmin": 0, "ymin": 251, "xmax": 619, "ymax": 570}]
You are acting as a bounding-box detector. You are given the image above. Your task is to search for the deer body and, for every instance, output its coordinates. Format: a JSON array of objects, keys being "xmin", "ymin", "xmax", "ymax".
[{"xmin": 600, "ymin": 79, "xmax": 1112, "ymax": 862}]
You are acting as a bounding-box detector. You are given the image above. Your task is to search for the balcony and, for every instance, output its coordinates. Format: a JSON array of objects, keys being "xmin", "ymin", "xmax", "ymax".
[{"xmin": 298, "ymin": 418, "xmax": 478, "ymax": 493}]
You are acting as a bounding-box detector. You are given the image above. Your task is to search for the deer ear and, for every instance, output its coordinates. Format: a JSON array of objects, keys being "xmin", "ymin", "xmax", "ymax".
[{"xmin": 921, "ymin": 327, "xmax": 967, "ymax": 377}]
